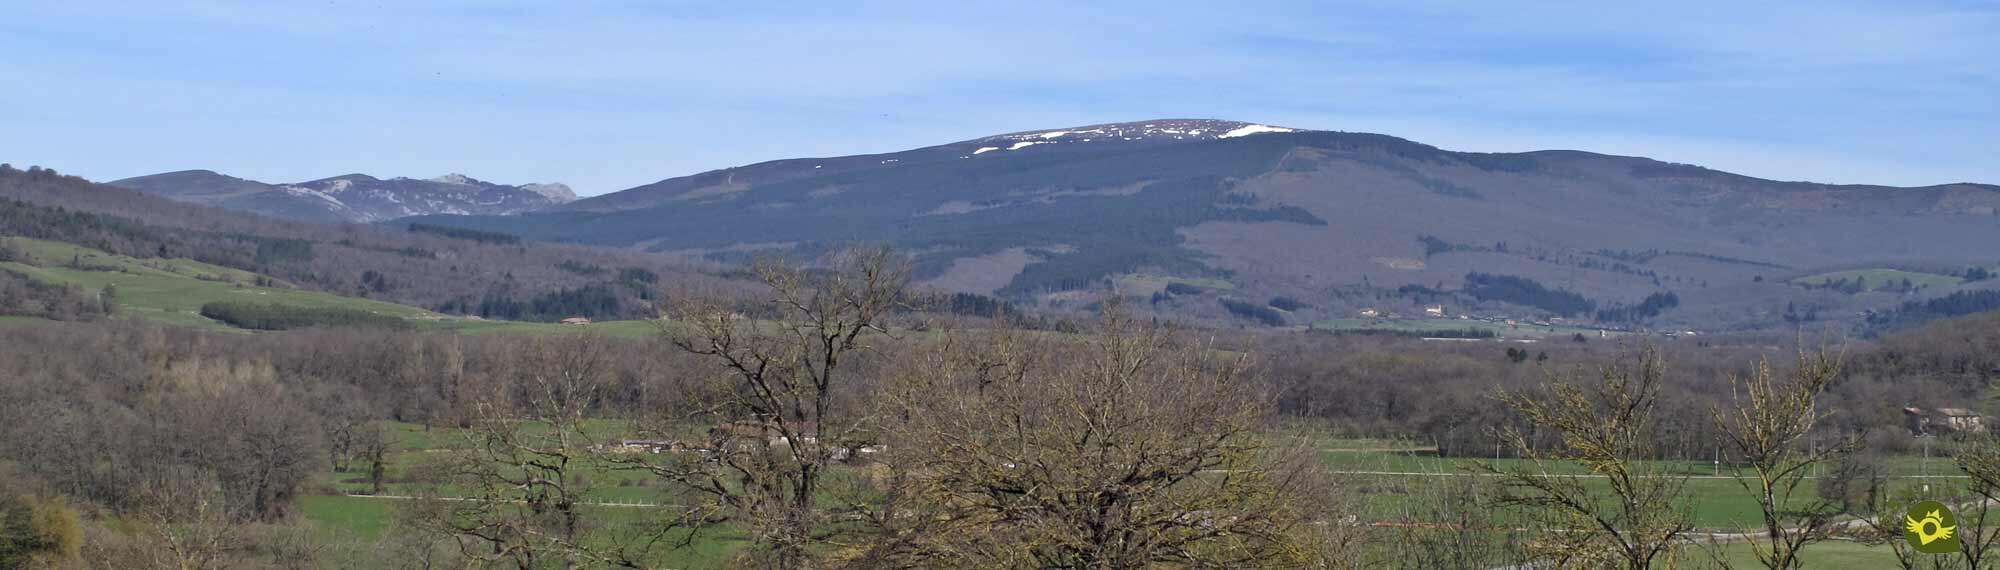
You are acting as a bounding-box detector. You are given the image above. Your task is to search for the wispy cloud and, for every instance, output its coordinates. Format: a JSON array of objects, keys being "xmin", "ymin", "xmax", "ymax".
[{"xmin": 0, "ymin": 0, "xmax": 1992, "ymax": 192}]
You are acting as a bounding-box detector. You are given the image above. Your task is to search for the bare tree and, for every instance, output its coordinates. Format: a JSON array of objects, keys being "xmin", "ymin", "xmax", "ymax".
[
  {"xmin": 357, "ymin": 420, "xmax": 396, "ymax": 495},
  {"xmin": 406, "ymin": 334, "xmax": 624, "ymax": 570},
  {"xmin": 1860, "ymin": 483, "xmax": 1978, "ymax": 570},
  {"xmin": 1479, "ymin": 347, "xmax": 1693, "ymax": 570},
  {"xmin": 862, "ymin": 305, "xmax": 1352, "ymax": 568},
  {"xmin": 1374, "ymin": 475, "xmax": 1534, "ymax": 569},
  {"xmin": 606, "ymin": 247, "xmax": 911, "ymax": 569},
  {"xmin": 135, "ymin": 474, "xmax": 245, "ymax": 570},
  {"xmin": 1948, "ymin": 437, "xmax": 2000, "ymax": 569},
  {"xmin": 1711, "ymin": 350, "xmax": 1855, "ymax": 569}
]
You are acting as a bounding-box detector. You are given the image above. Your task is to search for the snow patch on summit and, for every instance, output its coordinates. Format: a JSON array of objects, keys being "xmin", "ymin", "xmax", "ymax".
[
  {"xmin": 974, "ymin": 120, "xmax": 1306, "ymax": 150},
  {"xmin": 521, "ymin": 183, "xmax": 577, "ymax": 203},
  {"xmin": 1217, "ymin": 124, "xmax": 1297, "ymax": 138}
]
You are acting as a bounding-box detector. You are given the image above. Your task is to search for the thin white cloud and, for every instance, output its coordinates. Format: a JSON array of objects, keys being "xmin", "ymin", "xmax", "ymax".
[{"xmin": 0, "ymin": 0, "xmax": 1992, "ymax": 194}]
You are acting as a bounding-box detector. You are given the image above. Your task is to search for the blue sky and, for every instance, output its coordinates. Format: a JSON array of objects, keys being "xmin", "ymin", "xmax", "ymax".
[{"xmin": 2, "ymin": 1, "xmax": 1994, "ymax": 195}]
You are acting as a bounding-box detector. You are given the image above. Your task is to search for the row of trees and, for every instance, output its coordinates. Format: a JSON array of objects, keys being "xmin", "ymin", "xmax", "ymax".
[
  {"xmin": 1869, "ymin": 290, "xmax": 2000, "ymax": 332},
  {"xmin": 0, "ymin": 270, "xmax": 115, "ymax": 321},
  {"xmin": 198, "ymin": 301, "xmax": 410, "ymax": 331},
  {"xmin": 1462, "ymin": 272, "xmax": 1598, "ymax": 317}
]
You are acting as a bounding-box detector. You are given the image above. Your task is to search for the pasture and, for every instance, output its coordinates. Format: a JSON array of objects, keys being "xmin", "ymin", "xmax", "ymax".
[
  {"xmin": 296, "ymin": 425, "xmax": 1975, "ymax": 568},
  {"xmin": 0, "ymin": 237, "xmax": 673, "ymax": 336},
  {"xmin": 0, "ymin": 237, "xmax": 440, "ymax": 331}
]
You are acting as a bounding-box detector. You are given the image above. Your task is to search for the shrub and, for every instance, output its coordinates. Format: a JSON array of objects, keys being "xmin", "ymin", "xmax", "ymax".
[
  {"xmin": 1267, "ymin": 296, "xmax": 1308, "ymax": 311},
  {"xmin": 199, "ymin": 301, "xmax": 410, "ymax": 331},
  {"xmin": 1219, "ymin": 298, "xmax": 1284, "ymax": 326},
  {"xmin": 407, "ymin": 223, "xmax": 520, "ymax": 245},
  {"xmin": 1462, "ymin": 272, "xmax": 1596, "ymax": 317}
]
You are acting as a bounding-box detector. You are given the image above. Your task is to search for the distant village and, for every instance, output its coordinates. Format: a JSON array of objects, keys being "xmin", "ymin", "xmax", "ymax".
[{"xmin": 1336, "ymin": 303, "xmax": 1702, "ymax": 341}]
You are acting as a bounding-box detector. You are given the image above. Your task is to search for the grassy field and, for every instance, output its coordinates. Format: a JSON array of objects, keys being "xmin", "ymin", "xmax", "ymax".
[
  {"xmin": 0, "ymin": 237, "xmax": 442, "ymax": 332},
  {"xmin": 1293, "ymin": 427, "xmax": 1965, "ymax": 530},
  {"xmin": 0, "ymin": 314, "xmax": 49, "ymax": 328},
  {"xmin": 1310, "ymin": 317, "xmax": 1611, "ymax": 339},
  {"xmin": 0, "ymin": 237, "xmax": 681, "ymax": 337},
  {"xmin": 290, "ymin": 488, "xmax": 1921, "ymax": 569},
  {"xmin": 305, "ymin": 419, "xmax": 781, "ymax": 568},
  {"xmin": 446, "ymin": 317, "xmax": 668, "ymax": 339},
  {"xmin": 1702, "ymin": 540, "xmax": 1903, "ymax": 569},
  {"xmin": 301, "ymin": 425, "xmax": 1973, "ymax": 567},
  {"xmin": 1791, "ymin": 268, "xmax": 1964, "ymax": 290},
  {"xmin": 1111, "ymin": 272, "xmax": 1236, "ymax": 295},
  {"xmin": 302, "ymin": 494, "xmax": 748, "ymax": 568}
]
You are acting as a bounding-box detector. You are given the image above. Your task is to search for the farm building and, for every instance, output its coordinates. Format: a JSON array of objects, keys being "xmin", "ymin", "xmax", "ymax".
[{"xmin": 1905, "ymin": 406, "xmax": 1986, "ymax": 435}]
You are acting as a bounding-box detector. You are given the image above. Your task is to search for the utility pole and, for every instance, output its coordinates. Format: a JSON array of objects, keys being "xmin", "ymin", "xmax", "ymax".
[{"xmin": 1922, "ymin": 434, "xmax": 1932, "ymax": 494}]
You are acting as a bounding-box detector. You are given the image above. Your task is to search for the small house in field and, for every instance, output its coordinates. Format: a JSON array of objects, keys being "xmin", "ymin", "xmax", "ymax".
[
  {"xmin": 1424, "ymin": 304, "xmax": 1445, "ymax": 317},
  {"xmin": 1906, "ymin": 406, "xmax": 1986, "ymax": 435},
  {"xmin": 710, "ymin": 421, "xmax": 820, "ymax": 447},
  {"xmin": 604, "ymin": 439, "xmax": 679, "ymax": 454},
  {"xmin": 560, "ymin": 316, "xmax": 591, "ymax": 325},
  {"xmin": 1938, "ymin": 408, "xmax": 1984, "ymax": 433},
  {"xmin": 1358, "ymin": 308, "xmax": 1380, "ymax": 318}
]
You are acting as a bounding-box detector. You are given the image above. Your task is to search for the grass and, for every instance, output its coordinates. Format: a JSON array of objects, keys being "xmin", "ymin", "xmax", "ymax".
[
  {"xmin": 443, "ymin": 317, "xmax": 669, "ymax": 339},
  {"xmin": 1112, "ymin": 272, "xmax": 1236, "ymax": 295},
  {"xmin": 1301, "ymin": 429, "xmax": 1967, "ymax": 530},
  {"xmin": 0, "ymin": 237, "xmax": 440, "ymax": 332},
  {"xmin": 0, "ymin": 315, "xmax": 49, "ymax": 328},
  {"xmin": 303, "ymin": 495, "xmax": 397, "ymax": 540},
  {"xmin": 1791, "ymin": 268, "xmax": 1963, "ymax": 291},
  {"xmin": 1702, "ymin": 540, "xmax": 1903, "ymax": 569},
  {"xmin": 307, "ymin": 419, "xmax": 768, "ymax": 568},
  {"xmin": 0, "ymin": 237, "xmax": 679, "ymax": 336},
  {"xmin": 1336, "ymin": 469, "xmax": 1948, "ymax": 530},
  {"xmin": 300, "ymin": 495, "xmax": 749, "ymax": 568},
  {"xmin": 299, "ymin": 422, "xmax": 1970, "ymax": 566}
]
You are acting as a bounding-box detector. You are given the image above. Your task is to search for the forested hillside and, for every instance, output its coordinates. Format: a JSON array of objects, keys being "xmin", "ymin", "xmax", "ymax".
[{"xmin": 403, "ymin": 120, "xmax": 2000, "ymax": 333}]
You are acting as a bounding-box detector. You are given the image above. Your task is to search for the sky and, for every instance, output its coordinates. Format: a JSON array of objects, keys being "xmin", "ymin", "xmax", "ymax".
[{"xmin": 2, "ymin": 1, "xmax": 1995, "ymax": 196}]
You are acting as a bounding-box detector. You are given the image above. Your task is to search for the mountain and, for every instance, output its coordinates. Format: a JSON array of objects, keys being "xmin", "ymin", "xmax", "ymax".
[
  {"xmin": 403, "ymin": 118, "xmax": 2000, "ymax": 332},
  {"xmin": 109, "ymin": 170, "xmax": 576, "ymax": 223},
  {"xmin": 0, "ymin": 164, "xmax": 729, "ymax": 324}
]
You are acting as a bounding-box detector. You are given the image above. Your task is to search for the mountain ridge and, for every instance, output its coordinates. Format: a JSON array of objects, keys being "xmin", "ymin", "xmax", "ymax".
[
  {"xmin": 401, "ymin": 118, "xmax": 2000, "ymax": 332},
  {"xmin": 89, "ymin": 119, "xmax": 2000, "ymax": 332},
  {"xmin": 110, "ymin": 169, "xmax": 577, "ymax": 223}
]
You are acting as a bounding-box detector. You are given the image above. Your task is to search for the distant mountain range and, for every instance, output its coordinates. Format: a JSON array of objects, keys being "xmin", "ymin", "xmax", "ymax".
[
  {"xmin": 134, "ymin": 119, "xmax": 2000, "ymax": 331},
  {"xmin": 109, "ymin": 170, "xmax": 576, "ymax": 223}
]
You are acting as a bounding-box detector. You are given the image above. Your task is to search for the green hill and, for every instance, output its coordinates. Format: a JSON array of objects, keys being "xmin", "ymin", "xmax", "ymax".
[
  {"xmin": 1, "ymin": 237, "xmax": 441, "ymax": 331},
  {"xmin": 0, "ymin": 237, "xmax": 682, "ymax": 337}
]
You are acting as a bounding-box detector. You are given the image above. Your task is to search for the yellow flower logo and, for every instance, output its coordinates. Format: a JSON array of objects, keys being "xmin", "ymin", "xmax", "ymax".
[{"xmin": 1907, "ymin": 508, "xmax": 1957, "ymax": 546}]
